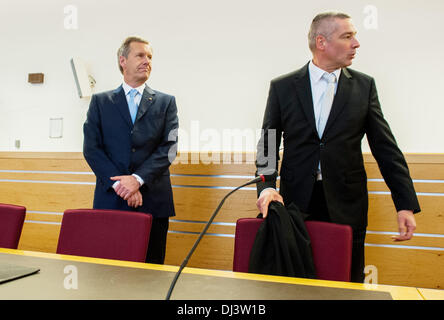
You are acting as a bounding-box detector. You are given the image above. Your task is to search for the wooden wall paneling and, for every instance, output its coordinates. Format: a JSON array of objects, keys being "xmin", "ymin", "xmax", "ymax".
[
  {"xmin": 365, "ymin": 162, "xmax": 444, "ymax": 180},
  {"xmin": 0, "ymin": 182, "xmax": 94, "ymax": 213},
  {"xmin": 1, "ymin": 152, "xmax": 443, "ymax": 289},
  {"xmin": 165, "ymin": 233, "xmax": 234, "ymax": 270},
  {"xmin": 365, "ymin": 233, "xmax": 444, "ymax": 248},
  {"xmin": 0, "ymin": 171, "xmax": 96, "ymax": 183},
  {"xmin": 172, "ymin": 188, "xmax": 258, "ymax": 223},
  {"xmin": 169, "ymin": 220, "xmax": 235, "ymax": 235},
  {"xmin": 368, "ymin": 181, "xmax": 444, "ymax": 193},
  {"xmin": 367, "ymin": 194, "xmax": 444, "ymax": 234},
  {"xmin": 17, "ymin": 222, "xmax": 61, "ymax": 253},
  {"xmin": 364, "ymin": 246, "xmax": 443, "ymax": 289}
]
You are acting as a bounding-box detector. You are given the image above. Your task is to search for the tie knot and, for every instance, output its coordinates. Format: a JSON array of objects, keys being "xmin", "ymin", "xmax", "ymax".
[
  {"xmin": 324, "ymin": 72, "xmax": 337, "ymax": 84},
  {"xmin": 129, "ymin": 88, "xmax": 138, "ymax": 98}
]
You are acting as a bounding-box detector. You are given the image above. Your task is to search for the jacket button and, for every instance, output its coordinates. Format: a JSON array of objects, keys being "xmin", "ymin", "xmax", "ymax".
[
  {"xmin": 320, "ymin": 142, "xmax": 325, "ymax": 149},
  {"xmin": 132, "ymin": 148, "xmax": 136, "ymax": 153}
]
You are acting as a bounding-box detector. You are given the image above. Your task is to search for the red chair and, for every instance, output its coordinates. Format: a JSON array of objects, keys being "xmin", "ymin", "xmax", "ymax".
[
  {"xmin": 233, "ymin": 218, "xmax": 263, "ymax": 275},
  {"xmin": 57, "ymin": 209, "xmax": 152, "ymax": 263},
  {"xmin": 0, "ymin": 203, "xmax": 26, "ymax": 249},
  {"xmin": 233, "ymin": 218, "xmax": 353, "ymax": 282}
]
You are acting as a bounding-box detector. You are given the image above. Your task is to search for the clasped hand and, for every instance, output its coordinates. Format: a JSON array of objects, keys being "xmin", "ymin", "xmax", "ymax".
[{"xmin": 111, "ymin": 175, "xmax": 142, "ymax": 208}]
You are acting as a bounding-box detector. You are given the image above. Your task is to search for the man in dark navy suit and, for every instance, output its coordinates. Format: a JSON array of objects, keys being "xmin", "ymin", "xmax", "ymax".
[{"xmin": 83, "ymin": 36, "xmax": 178, "ymax": 264}]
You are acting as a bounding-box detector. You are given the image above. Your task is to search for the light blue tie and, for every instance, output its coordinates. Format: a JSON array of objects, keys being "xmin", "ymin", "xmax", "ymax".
[
  {"xmin": 128, "ymin": 89, "xmax": 139, "ymax": 124},
  {"xmin": 317, "ymin": 72, "xmax": 337, "ymax": 138},
  {"xmin": 316, "ymin": 72, "xmax": 337, "ymax": 180}
]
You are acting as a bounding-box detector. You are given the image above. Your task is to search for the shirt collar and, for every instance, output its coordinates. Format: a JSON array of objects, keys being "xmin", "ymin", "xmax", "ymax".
[
  {"xmin": 308, "ymin": 60, "xmax": 341, "ymax": 83},
  {"xmin": 122, "ymin": 81, "xmax": 146, "ymax": 96}
]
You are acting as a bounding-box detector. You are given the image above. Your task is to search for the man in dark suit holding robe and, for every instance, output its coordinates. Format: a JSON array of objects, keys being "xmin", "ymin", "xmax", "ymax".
[
  {"xmin": 83, "ymin": 36, "xmax": 178, "ymax": 264},
  {"xmin": 255, "ymin": 12, "xmax": 420, "ymax": 282}
]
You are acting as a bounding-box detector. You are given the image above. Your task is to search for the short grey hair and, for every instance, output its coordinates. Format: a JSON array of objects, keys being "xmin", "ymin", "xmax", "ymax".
[
  {"xmin": 308, "ymin": 12, "xmax": 351, "ymax": 52},
  {"xmin": 117, "ymin": 36, "xmax": 150, "ymax": 74}
]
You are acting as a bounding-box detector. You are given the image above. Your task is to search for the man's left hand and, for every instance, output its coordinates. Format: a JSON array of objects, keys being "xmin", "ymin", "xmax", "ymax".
[
  {"xmin": 111, "ymin": 175, "xmax": 140, "ymax": 200},
  {"xmin": 127, "ymin": 190, "xmax": 143, "ymax": 208},
  {"xmin": 391, "ymin": 210, "xmax": 416, "ymax": 241}
]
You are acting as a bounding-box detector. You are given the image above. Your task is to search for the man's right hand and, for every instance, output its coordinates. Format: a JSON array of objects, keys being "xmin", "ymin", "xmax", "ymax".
[{"xmin": 256, "ymin": 188, "xmax": 284, "ymax": 218}]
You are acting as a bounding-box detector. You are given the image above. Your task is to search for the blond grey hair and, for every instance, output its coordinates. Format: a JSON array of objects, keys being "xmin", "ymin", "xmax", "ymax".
[
  {"xmin": 308, "ymin": 12, "xmax": 351, "ymax": 52},
  {"xmin": 117, "ymin": 36, "xmax": 150, "ymax": 74}
]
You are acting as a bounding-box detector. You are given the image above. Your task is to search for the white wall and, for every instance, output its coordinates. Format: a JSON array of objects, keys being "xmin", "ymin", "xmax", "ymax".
[{"xmin": 0, "ymin": 0, "xmax": 443, "ymax": 152}]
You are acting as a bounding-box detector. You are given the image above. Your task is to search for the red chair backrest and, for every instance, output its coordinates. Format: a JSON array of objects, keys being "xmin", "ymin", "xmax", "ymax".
[
  {"xmin": 0, "ymin": 203, "xmax": 26, "ymax": 249},
  {"xmin": 57, "ymin": 209, "xmax": 152, "ymax": 263},
  {"xmin": 233, "ymin": 218, "xmax": 263, "ymax": 274},
  {"xmin": 233, "ymin": 218, "xmax": 352, "ymax": 282},
  {"xmin": 305, "ymin": 220, "xmax": 352, "ymax": 282}
]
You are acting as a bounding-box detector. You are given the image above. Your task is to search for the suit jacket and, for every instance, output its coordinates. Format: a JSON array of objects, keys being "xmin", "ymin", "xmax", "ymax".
[
  {"xmin": 256, "ymin": 63, "xmax": 420, "ymax": 230},
  {"xmin": 83, "ymin": 85, "xmax": 178, "ymax": 218},
  {"xmin": 249, "ymin": 201, "xmax": 317, "ymax": 279}
]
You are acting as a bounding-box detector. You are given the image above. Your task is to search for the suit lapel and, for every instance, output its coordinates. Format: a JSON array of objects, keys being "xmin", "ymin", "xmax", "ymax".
[
  {"xmin": 322, "ymin": 68, "xmax": 352, "ymax": 137},
  {"xmin": 135, "ymin": 86, "xmax": 156, "ymax": 123},
  {"xmin": 292, "ymin": 63, "xmax": 317, "ymax": 135},
  {"xmin": 112, "ymin": 86, "xmax": 133, "ymax": 128}
]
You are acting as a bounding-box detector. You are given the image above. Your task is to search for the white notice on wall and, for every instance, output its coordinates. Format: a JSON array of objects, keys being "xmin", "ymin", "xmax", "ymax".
[{"xmin": 49, "ymin": 117, "xmax": 63, "ymax": 138}]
